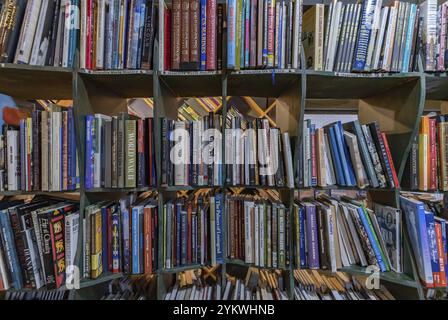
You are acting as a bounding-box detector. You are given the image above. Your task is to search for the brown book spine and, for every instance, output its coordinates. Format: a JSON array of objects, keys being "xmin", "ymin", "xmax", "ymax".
[
  {"xmin": 206, "ymin": 0, "xmax": 217, "ymax": 70},
  {"xmin": 189, "ymin": 0, "xmax": 200, "ymax": 69},
  {"xmin": 217, "ymin": 3, "xmax": 224, "ymax": 70},
  {"xmin": 171, "ymin": 0, "xmax": 181, "ymax": 70},
  {"xmin": 144, "ymin": 207, "xmax": 152, "ymax": 274},
  {"xmin": 180, "ymin": 0, "xmax": 190, "ymax": 68}
]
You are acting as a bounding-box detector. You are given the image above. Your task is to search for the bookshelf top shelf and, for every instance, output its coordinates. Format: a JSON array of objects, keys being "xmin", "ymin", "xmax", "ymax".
[{"xmin": 0, "ymin": 63, "xmax": 72, "ymax": 99}]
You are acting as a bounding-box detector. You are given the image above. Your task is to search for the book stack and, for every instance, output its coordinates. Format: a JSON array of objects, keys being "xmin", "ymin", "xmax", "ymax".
[
  {"xmin": 227, "ymin": 0, "xmax": 303, "ymax": 70},
  {"xmin": 225, "ymin": 111, "xmax": 294, "ymax": 187},
  {"xmin": 0, "ymin": 106, "xmax": 78, "ymax": 192},
  {"xmin": 303, "ymin": 0, "xmax": 421, "ymax": 73},
  {"xmin": 226, "ymin": 192, "xmax": 290, "ymax": 269},
  {"xmin": 4, "ymin": 290, "xmax": 70, "ymax": 300},
  {"xmin": 80, "ymin": 0, "xmax": 157, "ymax": 70},
  {"xmin": 83, "ymin": 192, "xmax": 158, "ymax": 279},
  {"xmin": 222, "ymin": 268, "xmax": 289, "ymax": 300},
  {"xmin": 161, "ymin": 113, "xmax": 222, "ymax": 187},
  {"xmin": 405, "ymin": 114, "xmax": 448, "ymax": 191},
  {"xmin": 163, "ymin": 0, "xmax": 225, "ymax": 71},
  {"xmin": 400, "ymin": 194, "xmax": 448, "ymax": 288},
  {"xmin": 297, "ymin": 119, "xmax": 399, "ymax": 189},
  {"xmin": 425, "ymin": 0, "xmax": 447, "ymax": 71},
  {"xmin": 293, "ymin": 194, "xmax": 402, "ymax": 273},
  {"xmin": 85, "ymin": 114, "xmax": 156, "ymax": 190},
  {"xmin": 163, "ymin": 192, "xmax": 224, "ymax": 269},
  {"xmin": 0, "ymin": 200, "xmax": 79, "ymax": 290},
  {"xmin": 293, "ymin": 270, "xmax": 396, "ymax": 300},
  {"xmin": 164, "ymin": 269, "xmax": 222, "ymax": 300},
  {"xmin": 101, "ymin": 274, "xmax": 157, "ymax": 300},
  {"xmin": 0, "ymin": 0, "xmax": 79, "ymax": 67}
]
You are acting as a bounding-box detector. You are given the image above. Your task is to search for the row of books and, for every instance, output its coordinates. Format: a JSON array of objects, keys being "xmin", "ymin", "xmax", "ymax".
[
  {"xmin": 226, "ymin": 193, "xmax": 290, "ymax": 269},
  {"xmin": 3, "ymin": 290, "xmax": 69, "ymax": 300},
  {"xmin": 85, "ymin": 114, "xmax": 156, "ymax": 190},
  {"xmin": 80, "ymin": 0, "xmax": 156, "ymax": 70},
  {"xmin": 405, "ymin": 114, "xmax": 448, "ymax": 191},
  {"xmin": 164, "ymin": 269, "xmax": 222, "ymax": 300},
  {"xmin": 225, "ymin": 112, "xmax": 294, "ymax": 187},
  {"xmin": 400, "ymin": 194, "xmax": 448, "ymax": 288},
  {"xmin": 293, "ymin": 195, "xmax": 402, "ymax": 273},
  {"xmin": 162, "ymin": 193, "xmax": 224, "ymax": 268},
  {"xmin": 293, "ymin": 270, "xmax": 395, "ymax": 300},
  {"xmin": 164, "ymin": 0, "xmax": 225, "ymax": 71},
  {"xmin": 297, "ymin": 120, "xmax": 399, "ymax": 189},
  {"xmin": 83, "ymin": 192, "xmax": 158, "ymax": 279},
  {"xmin": 0, "ymin": 199, "xmax": 79, "ymax": 290},
  {"xmin": 0, "ymin": 106, "xmax": 78, "ymax": 192},
  {"xmin": 227, "ymin": 0, "xmax": 303, "ymax": 70},
  {"xmin": 161, "ymin": 114, "xmax": 222, "ymax": 187},
  {"xmin": 101, "ymin": 275, "xmax": 156, "ymax": 300},
  {"xmin": 0, "ymin": 0, "xmax": 78, "ymax": 67},
  {"xmin": 303, "ymin": 0, "xmax": 422, "ymax": 73}
]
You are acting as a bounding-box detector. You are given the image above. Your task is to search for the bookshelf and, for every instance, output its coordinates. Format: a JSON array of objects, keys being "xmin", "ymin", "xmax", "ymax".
[{"xmin": 3, "ymin": 6, "xmax": 447, "ymax": 301}]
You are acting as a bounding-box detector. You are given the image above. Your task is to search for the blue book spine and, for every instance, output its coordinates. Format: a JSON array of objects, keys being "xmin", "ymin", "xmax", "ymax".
[
  {"xmin": 176, "ymin": 202, "xmax": 181, "ymax": 266},
  {"xmin": 328, "ymin": 126, "xmax": 346, "ymax": 185},
  {"xmin": 67, "ymin": 108, "xmax": 75, "ymax": 190},
  {"xmin": 227, "ymin": 0, "xmax": 236, "ymax": 68},
  {"xmin": 180, "ymin": 210, "xmax": 187, "ymax": 265},
  {"xmin": 402, "ymin": 4, "xmax": 416, "ymax": 72},
  {"xmin": 337, "ymin": 122, "xmax": 356, "ymax": 185},
  {"xmin": 111, "ymin": 209, "xmax": 120, "ymax": 271},
  {"xmin": 165, "ymin": 204, "xmax": 172, "ymax": 268},
  {"xmin": 132, "ymin": 207, "xmax": 139, "ymax": 273},
  {"xmin": 310, "ymin": 124, "xmax": 317, "ymax": 187},
  {"xmin": 277, "ymin": 3, "xmax": 283, "ymax": 68},
  {"xmin": 352, "ymin": 0, "xmax": 376, "ymax": 71},
  {"xmin": 121, "ymin": 206, "xmax": 130, "ymax": 273},
  {"xmin": 0, "ymin": 210, "xmax": 23, "ymax": 289},
  {"xmin": 122, "ymin": 0, "xmax": 130, "ymax": 68},
  {"xmin": 215, "ymin": 193, "xmax": 224, "ymax": 263},
  {"xmin": 426, "ymin": 212, "xmax": 440, "ymax": 281},
  {"xmin": 244, "ymin": 0, "xmax": 250, "ymax": 68},
  {"xmin": 139, "ymin": 209, "xmax": 144, "ymax": 273},
  {"xmin": 441, "ymin": 220, "xmax": 448, "ymax": 284},
  {"xmin": 192, "ymin": 215, "xmax": 197, "ymax": 263},
  {"xmin": 68, "ymin": 0, "xmax": 80, "ymax": 68},
  {"xmin": 200, "ymin": 0, "xmax": 207, "ymax": 70},
  {"xmin": 85, "ymin": 116, "xmax": 94, "ymax": 189},
  {"xmin": 101, "ymin": 206, "xmax": 108, "ymax": 271},
  {"xmin": 20, "ymin": 121, "xmax": 25, "ymax": 190},
  {"xmin": 353, "ymin": 120, "xmax": 379, "ymax": 187},
  {"xmin": 112, "ymin": 0, "xmax": 121, "ymax": 69},
  {"xmin": 299, "ymin": 206, "xmax": 307, "ymax": 268},
  {"xmin": 357, "ymin": 206, "xmax": 387, "ymax": 272},
  {"xmin": 306, "ymin": 205, "xmax": 320, "ymax": 269},
  {"xmin": 136, "ymin": 1, "xmax": 146, "ymax": 68}
]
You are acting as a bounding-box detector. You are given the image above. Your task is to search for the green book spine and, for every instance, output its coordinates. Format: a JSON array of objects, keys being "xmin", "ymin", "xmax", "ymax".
[
  {"xmin": 125, "ymin": 120, "xmax": 137, "ymax": 188},
  {"xmin": 362, "ymin": 205, "xmax": 390, "ymax": 271},
  {"xmin": 235, "ymin": 0, "xmax": 243, "ymax": 69}
]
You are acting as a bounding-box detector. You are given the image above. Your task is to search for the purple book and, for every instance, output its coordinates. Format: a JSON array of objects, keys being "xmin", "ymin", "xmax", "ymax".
[{"xmin": 305, "ymin": 202, "xmax": 320, "ymax": 269}]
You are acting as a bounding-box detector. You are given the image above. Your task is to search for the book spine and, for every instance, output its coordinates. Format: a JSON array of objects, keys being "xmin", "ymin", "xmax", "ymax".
[
  {"xmin": 381, "ymin": 132, "xmax": 400, "ymax": 188},
  {"xmin": 429, "ymin": 118, "xmax": 437, "ymax": 190},
  {"xmin": 352, "ymin": 0, "xmax": 376, "ymax": 71},
  {"xmin": 85, "ymin": 115, "xmax": 94, "ymax": 189},
  {"xmin": 180, "ymin": 0, "xmax": 190, "ymax": 68},
  {"xmin": 306, "ymin": 205, "xmax": 319, "ymax": 269},
  {"xmin": 141, "ymin": 0, "xmax": 155, "ymax": 69},
  {"xmin": 267, "ymin": 0, "xmax": 275, "ymax": 67},
  {"xmin": 137, "ymin": 119, "xmax": 145, "ymax": 187},
  {"xmin": 0, "ymin": 0, "xmax": 27, "ymax": 63},
  {"xmin": 172, "ymin": 0, "xmax": 181, "ymax": 70},
  {"xmin": 0, "ymin": 211, "xmax": 23, "ymax": 289},
  {"xmin": 190, "ymin": 0, "xmax": 200, "ymax": 69},
  {"xmin": 205, "ymin": 0, "xmax": 217, "ymax": 70},
  {"xmin": 49, "ymin": 214, "xmax": 65, "ymax": 288},
  {"xmin": 125, "ymin": 120, "xmax": 137, "ymax": 188}
]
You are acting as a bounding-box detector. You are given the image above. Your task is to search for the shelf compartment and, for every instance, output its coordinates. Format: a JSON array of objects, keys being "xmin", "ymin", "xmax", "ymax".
[
  {"xmin": 305, "ymin": 70, "xmax": 421, "ymax": 99},
  {"xmin": 159, "ymin": 71, "xmax": 223, "ymax": 97},
  {"xmin": 225, "ymin": 258, "xmax": 291, "ymax": 271},
  {"xmin": 338, "ymin": 266, "xmax": 418, "ymax": 288},
  {"xmin": 78, "ymin": 69, "xmax": 153, "ymax": 98},
  {"xmin": 425, "ymin": 73, "xmax": 448, "ymax": 100},
  {"xmin": 161, "ymin": 264, "xmax": 205, "ymax": 274},
  {"xmin": 227, "ymin": 69, "xmax": 301, "ymax": 98},
  {"xmin": 0, "ymin": 63, "xmax": 72, "ymax": 99},
  {"xmin": 79, "ymin": 272, "xmax": 124, "ymax": 289}
]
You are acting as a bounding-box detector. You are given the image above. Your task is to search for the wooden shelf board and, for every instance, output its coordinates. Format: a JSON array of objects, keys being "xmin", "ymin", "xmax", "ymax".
[
  {"xmin": 225, "ymin": 258, "xmax": 290, "ymax": 271},
  {"xmin": 305, "ymin": 70, "xmax": 420, "ymax": 99},
  {"xmin": 79, "ymin": 272, "xmax": 124, "ymax": 288},
  {"xmin": 338, "ymin": 266, "xmax": 418, "ymax": 288},
  {"xmin": 85, "ymin": 187, "xmax": 155, "ymax": 193},
  {"xmin": 227, "ymin": 69, "xmax": 301, "ymax": 98},
  {"xmin": 162, "ymin": 264, "xmax": 205, "ymax": 273},
  {"xmin": 163, "ymin": 186, "xmax": 221, "ymax": 191},
  {"xmin": 0, "ymin": 190, "xmax": 80, "ymax": 196},
  {"xmin": 0, "ymin": 63, "xmax": 72, "ymax": 99},
  {"xmin": 159, "ymin": 71, "xmax": 223, "ymax": 97},
  {"xmin": 297, "ymin": 186, "xmax": 399, "ymax": 192},
  {"xmin": 79, "ymin": 69, "xmax": 153, "ymax": 98}
]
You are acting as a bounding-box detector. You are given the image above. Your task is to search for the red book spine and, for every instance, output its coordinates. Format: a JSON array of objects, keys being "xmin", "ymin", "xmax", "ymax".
[
  {"xmin": 107, "ymin": 208, "xmax": 113, "ymax": 272},
  {"xmin": 86, "ymin": 0, "xmax": 92, "ymax": 69},
  {"xmin": 187, "ymin": 204, "xmax": 192, "ymax": 263},
  {"xmin": 172, "ymin": 0, "xmax": 181, "ymax": 70},
  {"xmin": 144, "ymin": 207, "xmax": 152, "ymax": 273},
  {"xmin": 435, "ymin": 222, "xmax": 447, "ymax": 287},
  {"xmin": 249, "ymin": 0, "xmax": 257, "ymax": 67},
  {"xmin": 63, "ymin": 112, "xmax": 68, "ymax": 190},
  {"xmin": 381, "ymin": 132, "xmax": 400, "ymax": 188},
  {"xmin": 206, "ymin": 0, "xmax": 217, "ymax": 70},
  {"xmin": 429, "ymin": 118, "xmax": 437, "ymax": 190},
  {"xmin": 190, "ymin": 0, "xmax": 200, "ymax": 68},
  {"xmin": 137, "ymin": 119, "xmax": 144, "ymax": 186},
  {"xmin": 148, "ymin": 118, "xmax": 153, "ymax": 186},
  {"xmin": 181, "ymin": 0, "xmax": 190, "ymax": 67},
  {"xmin": 49, "ymin": 214, "xmax": 65, "ymax": 289},
  {"xmin": 311, "ymin": 128, "xmax": 317, "ymax": 186},
  {"xmin": 164, "ymin": 9, "xmax": 172, "ymax": 70}
]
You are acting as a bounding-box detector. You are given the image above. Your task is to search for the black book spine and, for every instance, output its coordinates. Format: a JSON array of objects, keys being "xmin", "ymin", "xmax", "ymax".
[
  {"xmin": 32, "ymin": 111, "xmax": 41, "ymax": 191},
  {"xmin": 189, "ymin": 121, "xmax": 195, "ymax": 185},
  {"xmin": 100, "ymin": 122, "xmax": 106, "ymax": 187},
  {"xmin": 217, "ymin": 3, "xmax": 224, "ymax": 70},
  {"xmin": 161, "ymin": 118, "xmax": 168, "ymax": 186},
  {"xmin": 367, "ymin": 122, "xmax": 395, "ymax": 188},
  {"xmin": 141, "ymin": 0, "xmax": 156, "ymax": 69},
  {"xmin": 168, "ymin": 120, "xmax": 174, "ymax": 186},
  {"xmin": 36, "ymin": 213, "xmax": 56, "ymax": 289},
  {"xmin": 46, "ymin": 0, "xmax": 61, "ymax": 66},
  {"xmin": 275, "ymin": 128, "xmax": 285, "ymax": 187},
  {"xmin": 248, "ymin": 121, "xmax": 256, "ymax": 185},
  {"xmin": 37, "ymin": 0, "xmax": 57, "ymax": 65},
  {"xmin": 0, "ymin": 0, "xmax": 27, "ymax": 63},
  {"xmin": 208, "ymin": 113, "xmax": 214, "ymax": 186},
  {"xmin": 258, "ymin": 118, "xmax": 266, "ymax": 186}
]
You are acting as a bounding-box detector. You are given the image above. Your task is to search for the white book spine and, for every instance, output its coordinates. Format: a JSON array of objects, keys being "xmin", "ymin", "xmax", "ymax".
[
  {"xmin": 282, "ymin": 132, "xmax": 294, "ymax": 188},
  {"xmin": 381, "ymin": 6, "xmax": 397, "ymax": 71},
  {"xmin": 325, "ymin": 1, "xmax": 342, "ymax": 71},
  {"xmin": 259, "ymin": 204, "xmax": 265, "ymax": 267},
  {"xmin": 96, "ymin": 0, "xmax": 106, "ymax": 69},
  {"xmin": 365, "ymin": 0, "xmax": 383, "ymax": 71},
  {"xmin": 159, "ymin": 0, "xmax": 165, "ymax": 71},
  {"xmin": 62, "ymin": 0, "xmax": 71, "ymax": 67},
  {"xmin": 244, "ymin": 203, "xmax": 252, "ymax": 263},
  {"xmin": 15, "ymin": 0, "xmax": 43, "ymax": 64},
  {"xmin": 281, "ymin": 2, "xmax": 286, "ymax": 69},
  {"xmin": 372, "ymin": 7, "xmax": 389, "ymax": 70},
  {"xmin": 292, "ymin": 0, "xmax": 302, "ymax": 69},
  {"xmin": 65, "ymin": 212, "xmax": 80, "ymax": 269},
  {"xmin": 244, "ymin": 134, "xmax": 250, "ymax": 185},
  {"xmin": 254, "ymin": 204, "xmax": 259, "ymax": 265},
  {"xmin": 7, "ymin": 131, "xmax": 19, "ymax": 191},
  {"xmin": 80, "ymin": 0, "xmax": 87, "ymax": 69}
]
